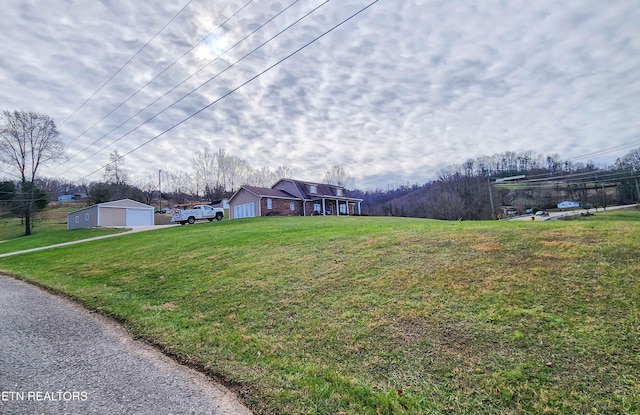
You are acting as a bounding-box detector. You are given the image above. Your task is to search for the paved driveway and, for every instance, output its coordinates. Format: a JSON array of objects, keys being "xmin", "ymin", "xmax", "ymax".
[{"xmin": 0, "ymin": 275, "xmax": 251, "ymax": 415}]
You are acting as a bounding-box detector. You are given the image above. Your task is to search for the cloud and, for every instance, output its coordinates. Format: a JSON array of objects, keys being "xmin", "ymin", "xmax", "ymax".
[{"xmin": 1, "ymin": 0, "xmax": 638, "ymax": 189}]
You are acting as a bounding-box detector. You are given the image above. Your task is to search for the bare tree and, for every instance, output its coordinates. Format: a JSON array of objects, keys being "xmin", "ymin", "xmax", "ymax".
[
  {"xmin": 617, "ymin": 148, "xmax": 640, "ymax": 171},
  {"xmin": 221, "ymin": 153, "xmax": 249, "ymax": 192},
  {"xmin": 192, "ymin": 147, "xmax": 216, "ymax": 196},
  {"xmin": 132, "ymin": 174, "xmax": 158, "ymax": 206},
  {"xmin": 246, "ymin": 166, "xmax": 279, "ymax": 187},
  {"xmin": 78, "ymin": 178, "xmax": 94, "ymax": 206},
  {"xmin": 324, "ymin": 165, "xmax": 354, "ymax": 188},
  {"xmin": 274, "ymin": 165, "xmax": 293, "ymax": 180},
  {"xmin": 192, "ymin": 148, "xmax": 248, "ymax": 193},
  {"xmin": 163, "ymin": 169, "xmax": 193, "ymax": 205},
  {"xmin": 0, "ymin": 110, "xmax": 65, "ymax": 235},
  {"xmin": 104, "ymin": 149, "xmax": 127, "ymax": 199},
  {"xmin": 193, "ymin": 148, "xmax": 294, "ymax": 193}
]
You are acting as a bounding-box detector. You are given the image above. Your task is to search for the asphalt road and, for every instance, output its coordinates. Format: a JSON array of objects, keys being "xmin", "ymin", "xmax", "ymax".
[
  {"xmin": 510, "ymin": 203, "xmax": 638, "ymax": 221},
  {"xmin": 0, "ymin": 275, "xmax": 252, "ymax": 415}
]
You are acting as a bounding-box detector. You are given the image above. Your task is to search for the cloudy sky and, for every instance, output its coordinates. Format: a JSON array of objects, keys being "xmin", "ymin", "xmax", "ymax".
[{"xmin": 1, "ymin": 0, "xmax": 639, "ymax": 189}]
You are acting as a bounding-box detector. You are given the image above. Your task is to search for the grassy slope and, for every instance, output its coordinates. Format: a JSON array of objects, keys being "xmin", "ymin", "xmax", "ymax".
[
  {"xmin": 0, "ymin": 206, "xmax": 125, "ymax": 254},
  {"xmin": 1, "ymin": 214, "xmax": 639, "ymax": 414}
]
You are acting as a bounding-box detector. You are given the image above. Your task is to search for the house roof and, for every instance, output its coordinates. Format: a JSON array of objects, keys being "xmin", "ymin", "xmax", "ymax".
[
  {"xmin": 98, "ymin": 199, "xmax": 154, "ymax": 208},
  {"xmin": 237, "ymin": 186, "xmax": 301, "ymax": 200},
  {"xmin": 275, "ymin": 179, "xmax": 363, "ymax": 201},
  {"xmin": 68, "ymin": 199, "xmax": 154, "ymax": 214},
  {"xmin": 229, "ymin": 180, "xmax": 363, "ymax": 203}
]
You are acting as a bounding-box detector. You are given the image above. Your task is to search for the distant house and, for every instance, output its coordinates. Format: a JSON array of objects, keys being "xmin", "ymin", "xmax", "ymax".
[
  {"xmin": 557, "ymin": 201, "xmax": 581, "ymax": 209},
  {"xmin": 58, "ymin": 193, "xmax": 88, "ymax": 202},
  {"xmin": 67, "ymin": 199, "xmax": 154, "ymax": 229},
  {"xmin": 229, "ymin": 179, "xmax": 362, "ymax": 219}
]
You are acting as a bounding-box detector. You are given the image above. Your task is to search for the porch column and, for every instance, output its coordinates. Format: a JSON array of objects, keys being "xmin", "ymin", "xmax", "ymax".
[
  {"xmin": 322, "ymin": 198, "xmax": 326, "ymax": 215},
  {"xmin": 358, "ymin": 201, "xmax": 361, "ymax": 215},
  {"xmin": 336, "ymin": 200, "xmax": 340, "ymax": 216}
]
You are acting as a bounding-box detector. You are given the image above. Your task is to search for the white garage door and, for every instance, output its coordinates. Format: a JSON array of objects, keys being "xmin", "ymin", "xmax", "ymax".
[
  {"xmin": 126, "ymin": 208, "xmax": 153, "ymax": 226},
  {"xmin": 234, "ymin": 203, "xmax": 255, "ymax": 219}
]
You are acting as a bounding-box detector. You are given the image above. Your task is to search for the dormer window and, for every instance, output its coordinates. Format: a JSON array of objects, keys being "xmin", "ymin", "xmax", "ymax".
[
  {"xmin": 336, "ymin": 188, "xmax": 343, "ymax": 197},
  {"xmin": 309, "ymin": 185, "xmax": 317, "ymax": 194}
]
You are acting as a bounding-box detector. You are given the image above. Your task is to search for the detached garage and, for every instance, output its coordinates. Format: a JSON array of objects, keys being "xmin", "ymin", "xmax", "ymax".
[{"xmin": 67, "ymin": 199, "xmax": 155, "ymax": 230}]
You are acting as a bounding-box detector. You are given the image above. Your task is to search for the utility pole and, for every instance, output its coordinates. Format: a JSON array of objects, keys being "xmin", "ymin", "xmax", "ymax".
[
  {"xmin": 195, "ymin": 171, "xmax": 199, "ymax": 199},
  {"xmin": 158, "ymin": 169, "xmax": 162, "ymax": 213},
  {"xmin": 488, "ymin": 176, "xmax": 496, "ymax": 220}
]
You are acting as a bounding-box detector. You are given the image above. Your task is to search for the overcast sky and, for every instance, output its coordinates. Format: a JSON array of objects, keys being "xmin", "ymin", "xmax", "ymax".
[{"xmin": 1, "ymin": 0, "xmax": 639, "ymax": 189}]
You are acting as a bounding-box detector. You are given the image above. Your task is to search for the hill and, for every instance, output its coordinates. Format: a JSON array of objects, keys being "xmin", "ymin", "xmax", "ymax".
[{"xmin": 1, "ymin": 214, "xmax": 639, "ymax": 414}]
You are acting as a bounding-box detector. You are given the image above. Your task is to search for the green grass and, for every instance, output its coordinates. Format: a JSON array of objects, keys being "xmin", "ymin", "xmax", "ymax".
[
  {"xmin": 0, "ymin": 227, "xmax": 127, "ymax": 254},
  {"xmin": 0, "ymin": 206, "xmax": 127, "ymax": 254},
  {"xmin": 1, "ymin": 213, "xmax": 639, "ymax": 414}
]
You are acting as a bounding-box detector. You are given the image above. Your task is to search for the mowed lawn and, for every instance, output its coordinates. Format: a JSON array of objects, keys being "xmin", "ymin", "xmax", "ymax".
[
  {"xmin": 0, "ymin": 206, "xmax": 126, "ymax": 254},
  {"xmin": 1, "ymin": 213, "xmax": 639, "ymax": 414}
]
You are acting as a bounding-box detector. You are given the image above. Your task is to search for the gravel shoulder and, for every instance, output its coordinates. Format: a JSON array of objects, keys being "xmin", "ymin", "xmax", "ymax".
[{"xmin": 0, "ymin": 275, "xmax": 252, "ymax": 415}]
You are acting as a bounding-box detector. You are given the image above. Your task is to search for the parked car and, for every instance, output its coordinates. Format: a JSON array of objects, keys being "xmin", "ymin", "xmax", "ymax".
[{"xmin": 535, "ymin": 210, "xmax": 549, "ymax": 217}]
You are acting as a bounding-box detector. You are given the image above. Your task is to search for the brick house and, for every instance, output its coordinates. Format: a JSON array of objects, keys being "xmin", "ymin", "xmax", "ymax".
[{"xmin": 229, "ymin": 179, "xmax": 363, "ymax": 219}]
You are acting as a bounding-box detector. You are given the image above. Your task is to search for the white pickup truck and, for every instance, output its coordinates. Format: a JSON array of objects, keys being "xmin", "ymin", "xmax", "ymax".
[{"xmin": 171, "ymin": 204, "xmax": 224, "ymax": 225}]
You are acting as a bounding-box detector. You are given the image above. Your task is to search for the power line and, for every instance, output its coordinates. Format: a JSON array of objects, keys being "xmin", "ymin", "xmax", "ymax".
[
  {"xmin": 57, "ymin": 0, "xmax": 331, "ymax": 178},
  {"xmin": 494, "ymin": 170, "xmax": 640, "ymax": 189},
  {"xmin": 483, "ymin": 143, "xmax": 640, "ymax": 184},
  {"xmin": 508, "ymin": 165, "xmax": 639, "ymax": 184},
  {"xmin": 566, "ymin": 138, "xmax": 640, "ymax": 161},
  {"xmin": 64, "ymin": 0, "xmax": 254, "ymax": 149},
  {"xmin": 80, "ymin": 0, "xmax": 381, "ymax": 181},
  {"xmin": 59, "ymin": 0, "xmax": 194, "ymax": 127},
  {"xmin": 61, "ymin": 0, "xmax": 296, "ymax": 168}
]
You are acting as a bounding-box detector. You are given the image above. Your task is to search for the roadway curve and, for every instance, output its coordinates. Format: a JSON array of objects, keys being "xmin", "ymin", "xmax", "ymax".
[{"xmin": 0, "ymin": 275, "xmax": 251, "ymax": 415}]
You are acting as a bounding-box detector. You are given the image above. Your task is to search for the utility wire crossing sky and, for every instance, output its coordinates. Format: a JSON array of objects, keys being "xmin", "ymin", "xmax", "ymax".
[{"xmin": 1, "ymin": 0, "xmax": 639, "ymax": 189}]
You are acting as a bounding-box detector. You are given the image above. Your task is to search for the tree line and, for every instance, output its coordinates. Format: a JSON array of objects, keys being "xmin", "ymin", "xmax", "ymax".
[
  {"xmin": 355, "ymin": 149, "xmax": 640, "ymax": 220},
  {"xmin": 2, "ymin": 109, "xmax": 639, "ymax": 235}
]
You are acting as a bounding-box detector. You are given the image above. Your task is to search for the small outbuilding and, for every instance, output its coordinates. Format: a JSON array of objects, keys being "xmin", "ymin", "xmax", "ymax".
[{"xmin": 67, "ymin": 199, "xmax": 155, "ymax": 229}]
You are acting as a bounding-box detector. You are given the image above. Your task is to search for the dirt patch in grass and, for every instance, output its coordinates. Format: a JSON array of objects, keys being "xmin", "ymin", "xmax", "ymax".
[
  {"xmin": 540, "ymin": 240, "xmax": 576, "ymax": 249},
  {"xmin": 473, "ymin": 235, "xmax": 503, "ymax": 252}
]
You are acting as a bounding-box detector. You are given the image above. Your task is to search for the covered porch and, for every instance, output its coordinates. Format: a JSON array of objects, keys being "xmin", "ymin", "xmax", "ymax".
[{"xmin": 305, "ymin": 197, "xmax": 362, "ymax": 216}]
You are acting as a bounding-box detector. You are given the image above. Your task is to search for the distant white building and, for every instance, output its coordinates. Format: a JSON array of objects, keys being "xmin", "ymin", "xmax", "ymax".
[
  {"xmin": 67, "ymin": 199, "xmax": 154, "ymax": 229},
  {"xmin": 58, "ymin": 193, "xmax": 87, "ymax": 202},
  {"xmin": 558, "ymin": 201, "xmax": 580, "ymax": 209}
]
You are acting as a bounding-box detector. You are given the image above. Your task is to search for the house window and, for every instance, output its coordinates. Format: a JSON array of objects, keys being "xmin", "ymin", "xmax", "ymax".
[
  {"xmin": 290, "ymin": 201, "xmax": 296, "ymax": 211},
  {"xmin": 313, "ymin": 203, "xmax": 321, "ymax": 213},
  {"xmin": 74, "ymin": 215, "xmax": 79, "ymax": 224},
  {"xmin": 340, "ymin": 203, "xmax": 348, "ymax": 215},
  {"xmin": 336, "ymin": 188, "xmax": 343, "ymax": 196},
  {"xmin": 267, "ymin": 198, "xmax": 272, "ymax": 209},
  {"xmin": 309, "ymin": 185, "xmax": 317, "ymax": 194},
  {"xmin": 85, "ymin": 213, "xmax": 90, "ymax": 222}
]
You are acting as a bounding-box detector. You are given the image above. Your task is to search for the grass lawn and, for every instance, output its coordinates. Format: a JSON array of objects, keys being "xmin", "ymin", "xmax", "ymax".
[
  {"xmin": 1, "ymin": 212, "xmax": 639, "ymax": 414},
  {"xmin": 0, "ymin": 206, "xmax": 126, "ymax": 254}
]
